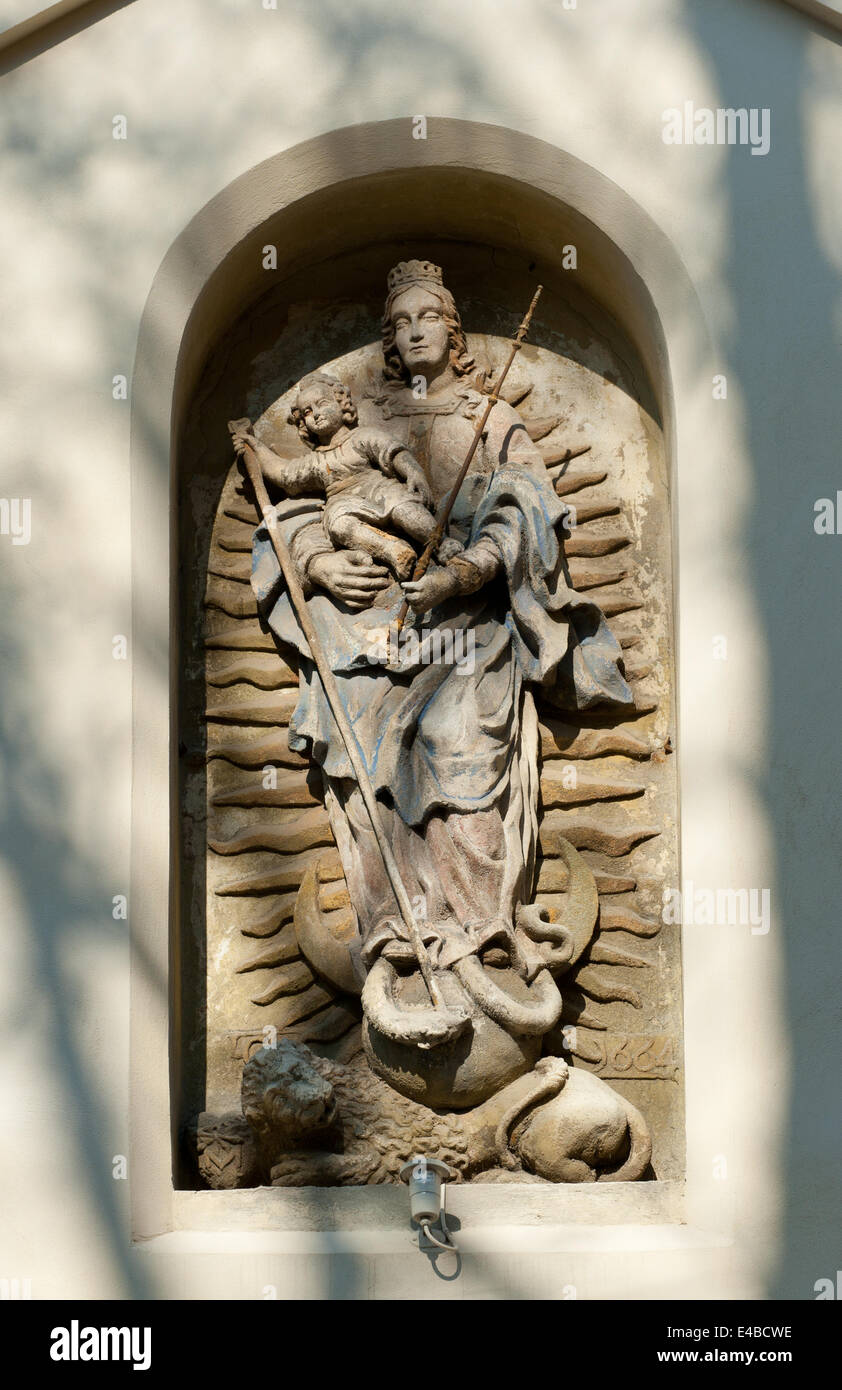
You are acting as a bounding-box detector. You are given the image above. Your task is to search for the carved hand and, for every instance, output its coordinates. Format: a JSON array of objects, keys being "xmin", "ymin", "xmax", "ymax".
[
  {"xmin": 229, "ymin": 417, "xmax": 257, "ymax": 457},
  {"xmin": 402, "ymin": 461, "xmax": 434, "ymax": 508},
  {"xmin": 308, "ymin": 549, "xmax": 391, "ymax": 611},
  {"xmin": 401, "ymin": 562, "xmax": 462, "ymax": 614}
]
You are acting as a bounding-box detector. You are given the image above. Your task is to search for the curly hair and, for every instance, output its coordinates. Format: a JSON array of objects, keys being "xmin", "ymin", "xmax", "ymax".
[
  {"xmin": 241, "ymin": 1042, "xmax": 336, "ymax": 1148},
  {"xmin": 381, "ymin": 283, "xmax": 475, "ymax": 384},
  {"xmin": 288, "ymin": 372, "xmax": 359, "ymax": 445}
]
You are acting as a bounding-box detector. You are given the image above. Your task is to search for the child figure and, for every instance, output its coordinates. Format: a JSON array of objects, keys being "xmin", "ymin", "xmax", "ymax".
[{"xmin": 232, "ymin": 372, "xmax": 461, "ymax": 582}]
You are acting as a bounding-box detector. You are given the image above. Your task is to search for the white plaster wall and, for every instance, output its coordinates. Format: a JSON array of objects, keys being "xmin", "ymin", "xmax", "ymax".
[{"xmin": 0, "ymin": 0, "xmax": 840, "ymax": 1300}]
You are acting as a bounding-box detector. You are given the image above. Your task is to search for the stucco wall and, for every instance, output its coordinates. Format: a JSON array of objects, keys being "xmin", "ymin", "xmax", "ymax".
[{"xmin": 1, "ymin": 0, "xmax": 840, "ymax": 1300}]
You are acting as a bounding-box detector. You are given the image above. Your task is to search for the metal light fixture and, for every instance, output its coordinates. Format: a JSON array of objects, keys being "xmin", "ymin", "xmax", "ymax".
[{"xmin": 399, "ymin": 1155, "xmax": 459, "ymax": 1253}]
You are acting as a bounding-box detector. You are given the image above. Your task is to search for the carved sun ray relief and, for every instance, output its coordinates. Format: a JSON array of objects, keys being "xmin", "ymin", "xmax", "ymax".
[{"xmin": 191, "ymin": 256, "xmax": 680, "ymax": 1190}]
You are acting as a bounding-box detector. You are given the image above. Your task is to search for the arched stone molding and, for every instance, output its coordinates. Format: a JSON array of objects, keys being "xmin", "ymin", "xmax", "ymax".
[{"xmin": 130, "ymin": 118, "xmax": 732, "ymax": 1248}]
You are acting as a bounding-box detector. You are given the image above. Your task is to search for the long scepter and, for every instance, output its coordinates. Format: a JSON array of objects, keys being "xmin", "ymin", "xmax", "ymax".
[
  {"xmin": 393, "ymin": 284, "xmax": 543, "ymax": 637},
  {"xmin": 228, "ymin": 422, "xmax": 444, "ymax": 1011}
]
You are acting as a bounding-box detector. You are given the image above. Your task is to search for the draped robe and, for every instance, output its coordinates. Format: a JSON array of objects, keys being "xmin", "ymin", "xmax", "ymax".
[{"xmin": 251, "ymin": 378, "xmax": 633, "ymax": 972}]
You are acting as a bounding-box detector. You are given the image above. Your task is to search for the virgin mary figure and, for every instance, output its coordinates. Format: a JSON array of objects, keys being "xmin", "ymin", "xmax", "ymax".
[{"xmin": 245, "ymin": 260, "xmax": 634, "ymax": 1105}]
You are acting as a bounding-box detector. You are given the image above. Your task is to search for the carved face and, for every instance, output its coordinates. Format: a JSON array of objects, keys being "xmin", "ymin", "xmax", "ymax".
[
  {"xmin": 297, "ymin": 382, "xmax": 344, "ymax": 443},
  {"xmin": 389, "ymin": 287, "xmax": 451, "ymax": 382},
  {"xmin": 242, "ymin": 1042, "xmax": 338, "ymax": 1146}
]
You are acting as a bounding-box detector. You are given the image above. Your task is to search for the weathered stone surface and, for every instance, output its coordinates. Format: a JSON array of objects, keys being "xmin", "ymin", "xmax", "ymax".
[
  {"xmin": 226, "ymin": 1042, "xmax": 651, "ymax": 1186},
  {"xmin": 184, "ymin": 253, "xmax": 679, "ymax": 1183}
]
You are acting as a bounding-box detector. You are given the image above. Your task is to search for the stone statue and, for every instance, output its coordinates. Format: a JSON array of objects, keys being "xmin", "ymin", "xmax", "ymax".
[
  {"xmin": 192, "ymin": 1112, "xmax": 258, "ymax": 1189},
  {"xmin": 238, "ymin": 1043, "xmax": 651, "ymax": 1187},
  {"xmin": 195, "ymin": 259, "xmax": 673, "ymax": 1187},
  {"xmin": 231, "ymin": 371, "xmax": 462, "ymax": 582}
]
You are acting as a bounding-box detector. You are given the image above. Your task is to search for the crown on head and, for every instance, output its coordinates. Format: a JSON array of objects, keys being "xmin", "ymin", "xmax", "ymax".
[{"xmin": 386, "ymin": 260, "xmax": 444, "ymax": 295}]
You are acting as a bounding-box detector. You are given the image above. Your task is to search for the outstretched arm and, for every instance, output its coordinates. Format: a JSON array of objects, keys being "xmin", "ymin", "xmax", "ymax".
[{"xmin": 231, "ymin": 423, "xmax": 325, "ymax": 497}]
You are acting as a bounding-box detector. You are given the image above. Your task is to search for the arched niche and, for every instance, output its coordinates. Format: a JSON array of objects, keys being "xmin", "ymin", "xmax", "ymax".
[{"xmin": 131, "ymin": 120, "xmax": 713, "ymax": 1237}]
